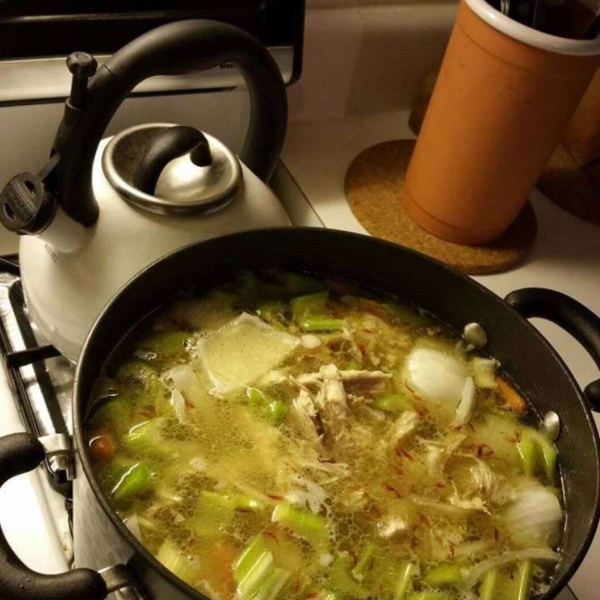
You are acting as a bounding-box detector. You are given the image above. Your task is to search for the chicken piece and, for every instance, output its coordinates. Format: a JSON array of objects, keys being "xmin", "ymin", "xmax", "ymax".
[
  {"xmin": 390, "ymin": 411, "xmax": 420, "ymax": 447},
  {"xmin": 319, "ymin": 364, "xmax": 348, "ymax": 415},
  {"xmin": 377, "ymin": 516, "xmax": 411, "ymax": 539},
  {"xmin": 291, "ymin": 388, "xmax": 323, "ymax": 443},
  {"xmin": 449, "ymin": 494, "xmax": 490, "ymax": 515},
  {"xmin": 337, "ymin": 369, "xmax": 391, "ymax": 393}
]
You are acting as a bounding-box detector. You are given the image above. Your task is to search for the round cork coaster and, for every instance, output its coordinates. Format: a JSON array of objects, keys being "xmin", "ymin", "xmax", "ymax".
[{"xmin": 345, "ymin": 140, "xmax": 537, "ymax": 275}]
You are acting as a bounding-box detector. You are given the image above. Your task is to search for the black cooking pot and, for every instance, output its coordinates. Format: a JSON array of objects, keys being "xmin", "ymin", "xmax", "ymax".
[{"xmin": 1, "ymin": 228, "xmax": 599, "ymax": 600}]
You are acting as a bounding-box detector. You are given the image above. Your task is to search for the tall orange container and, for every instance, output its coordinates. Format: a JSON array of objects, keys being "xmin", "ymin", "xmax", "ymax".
[{"xmin": 402, "ymin": 0, "xmax": 600, "ymax": 245}]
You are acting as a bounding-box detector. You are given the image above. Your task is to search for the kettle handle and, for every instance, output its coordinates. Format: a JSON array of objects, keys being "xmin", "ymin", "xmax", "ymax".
[{"xmin": 53, "ymin": 20, "xmax": 287, "ymax": 227}]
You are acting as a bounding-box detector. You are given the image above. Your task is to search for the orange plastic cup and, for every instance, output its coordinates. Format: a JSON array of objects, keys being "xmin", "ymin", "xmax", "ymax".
[{"xmin": 402, "ymin": 0, "xmax": 600, "ymax": 245}]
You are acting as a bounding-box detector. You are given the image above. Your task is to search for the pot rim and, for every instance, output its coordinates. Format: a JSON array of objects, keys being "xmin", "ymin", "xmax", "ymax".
[{"xmin": 73, "ymin": 227, "xmax": 600, "ymax": 600}]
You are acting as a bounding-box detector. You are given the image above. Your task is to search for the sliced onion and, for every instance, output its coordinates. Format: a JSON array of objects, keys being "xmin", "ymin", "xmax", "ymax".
[
  {"xmin": 170, "ymin": 389, "xmax": 187, "ymax": 423},
  {"xmin": 451, "ymin": 376, "xmax": 476, "ymax": 428},
  {"xmin": 501, "ymin": 486, "xmax": 563, "ymax": 548},
  {"xmin": 464, "ymin": 548, "xmax": 560, "ymax": 586},
  {"xmin": 405, "ymin": 347, "xmax": 467, "ymax": 407}
]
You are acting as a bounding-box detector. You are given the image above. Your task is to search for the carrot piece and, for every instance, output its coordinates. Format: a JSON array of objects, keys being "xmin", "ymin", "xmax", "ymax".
[
  {"xmin": 496, "ymin": 377, "xmax": 527, "ymax": 414},
  {"xmin": 88, "ymin": 430, "xmax": 116, "ymax": 461}
]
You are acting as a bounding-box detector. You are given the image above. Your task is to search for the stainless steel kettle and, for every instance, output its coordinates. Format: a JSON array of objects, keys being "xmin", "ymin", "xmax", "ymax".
[{"xmin": 0, "ymin": 20, "xmax": 290, "ymax": 361}]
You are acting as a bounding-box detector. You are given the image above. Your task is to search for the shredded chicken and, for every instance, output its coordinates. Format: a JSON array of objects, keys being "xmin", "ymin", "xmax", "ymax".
[
  {"xmin": 390, "ymin": 411, "xmax": 421, "ymax": 447},
  {"xmin": 377, "ymin": 516, "xmax": 411, "ymax": 539},
  {"xmin": 449, "ymin": 494, "xmax": 490, "ymax": 514}
]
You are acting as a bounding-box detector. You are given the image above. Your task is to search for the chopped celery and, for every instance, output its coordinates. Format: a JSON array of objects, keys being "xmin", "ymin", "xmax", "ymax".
[
  {"xmin": 192, "ymin": 491, "xmax": 236, "ymax": 536},
  {"xmin": 470, "ymin": 357, "xmax": 498, "ymax": 389},
  {"xmin": 329, "ymin": 555, "xmax": 370, "ymax": 599},
  {"xmin": 125, "ymin": 418, "xmax": 165, "ymax": 454},
  {"xmin": 394, "ymin": 561, "xmax": 417, "ymax": 600},
  {"xmin": 352, "ymin": 543, "xmax": 376, "ymax": 581},
  {"xmin": 157, "ymin": 538, "xmax": 201, "ymax": 585},
  {"xmin": 117, "ymin": 360, "xmax": 159, "ymax": 384},
  {"xmin": 139, "ymin": 330, "xmax": 190, "ymax": 359},
  {"xmin": 479, "ymin": 568, "xmax": 498, "ymax": 600},
  {"xmin": 256, "ymin": 301, "xmax": 288, "ymax": 326},
  {"xmin": 112, "ymin": 463, "xmax": 154, "ymax": 502},
  {"xmin": 406, "ymin": 593, "xmax": 454, "ymax": 600},
  {"xmin": 234, "ymin": 534, "xmax": 290, "ymax": 600},
  {"xmin": 246, "ymin": 388, "xmax": 288, "ymax": 426},
  {"xmin": 274, "ymin": 272, "xmax": 326, "ymax": 296},
  {"xmin": 87, "ymin": 394, "xmax": 134, "ymax": 433},
  {"xmin": 374, "ymin": 393, "xmax": 414, "ymax": 413},
  {"xmin": 291, "ymin": 291, "xmax": 329, "ymax": 322},
  {"xmin": 272, "ymin": 503, "xmax": 329, "ymax": 549},
  {"xmin": 515, "ymin": 560, "xmax": 533, "ymax": 600},
  {"xmin": 518, "ymin": 427, "xmax": 557, "ymax": 482},
  {"xmin": 116, "ymin": 360, "xmax": 170, "ymax": 415},
  {"xmin": 424, "ymin": 563, "xmax": 463, "ymax": 587},
  {"xmin": 268, "ymin": 400, "xmax": 288, "ymax": 426},
  {"xmin": 346, "ymin": 360, "xmax": 362, "ymax": 370},
  {"xmin": 235, "ymin": 534, "xmax": 271, "ymax": 583},
  {"xmin": 301, "ymin": 317, "xmax": 344, "ymax": 332}
]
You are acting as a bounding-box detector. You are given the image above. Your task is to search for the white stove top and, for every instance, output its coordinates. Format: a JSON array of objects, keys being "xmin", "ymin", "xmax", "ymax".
[{"xmin": 0, "ymin": 3, "xmax": 597, "ymax": 599}]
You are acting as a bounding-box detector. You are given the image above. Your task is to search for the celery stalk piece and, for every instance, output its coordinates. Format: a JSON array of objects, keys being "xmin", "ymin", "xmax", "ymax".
[
  {"xmin": 406, "ymin": 593, "xmax": 454, "ymax": 600},
  {"xmin": 479, "ymin": 568, "xmax": 498, "ymax": 600},
  {"xmin": 237, "ymin": 551, "xmax": 275, "ymax": 598},
  {"xmin": 272, "ymin": 503, "xmax": 329, "ymax": 549},
  {"xmin": 394, "ymin": 561, "xmax": 417, "ymax": 600},
  {"xmin": 234, "ymin": 534, "xmax": 271, "ymax": 584},
  {"xmin": 191, "ymin": 490, "xmax": 237, "ymax": 537},
  {"xmin": 125, "ymin": 418, "xmax": 166, "ymax": 454},
  {"xmin": 423, "ymin": 563, "xmax": 463, "ymax": 587},
  {"xmin": 374, "ymin": 393, "xmax": 414, "ymax": 413},
  {"xmin": 252, "ymin": 568, "xmax": 291, "ymax": 600},
  {"xmin": 301, "ymin": 317, "xmax": 344, "ymax": 332},
  {"xmin": 518, "ymin": 427, "xmax": 537, "ymax": 477},
  {"xmin": 291, "ymin": 291, "xmax": 329, "ymax": 322},
  {"xmin": 139, "ymin": 330, "xmax": 190, "ymax": 359},
  {"xmin": 268, "ymin": 400, "xmax": 288, "ymax": 426},
  {"xmin": 515, "ymin": 560, "xmax": 533, "ymax": 600},
  {"xmin": 274, "ymin": 272, "xmax": 326, "ymax": 296},
  {"xmin": 156, "ymin": 538, "xmax": 201, "ymax": 585},
  {"xmin": 518, "ymin": 427, "xmax": 558, "ymax": 482},
  {"xmin": 329, "ymin": 555, "xmax": 370, "ymax": 599},
  {"xmin": 111, "ymin": 463, "xmax": 154, "ymax": 502},
  {"xmin": 116, "ymin": 359, "xmax": 170, "ymax": 415},
  {"xmin": 256, "ymin": 300, "xmax": 288, "ymax": 326},
  {"xmin": 352, "ymin": 543, "xmax": 376, "ymax": 581}
]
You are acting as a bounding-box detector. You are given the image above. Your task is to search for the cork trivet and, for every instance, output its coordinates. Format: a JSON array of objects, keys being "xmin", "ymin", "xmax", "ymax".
[
  {"xmin": 538, "ymin": 144, "xmax": 600, "ymax": 226},
  {"xmin": 345, "ymin": 140, "xmax": 537, "ymax": 275}
]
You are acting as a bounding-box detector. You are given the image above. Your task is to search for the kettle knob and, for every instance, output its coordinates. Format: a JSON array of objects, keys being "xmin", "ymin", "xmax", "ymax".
[
  {"xmin": 66, "ymin": 52, "xmax": 97, "ymax": 109},
  {"xmin": 133, "ymin": 126, "xmax": 213, "ymax": 195}
]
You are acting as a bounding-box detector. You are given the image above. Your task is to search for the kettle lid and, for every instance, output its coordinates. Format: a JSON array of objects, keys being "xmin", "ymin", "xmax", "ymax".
[{"xmin": 102, "ymin": 123, "xmax": 242, "ymax": 215}]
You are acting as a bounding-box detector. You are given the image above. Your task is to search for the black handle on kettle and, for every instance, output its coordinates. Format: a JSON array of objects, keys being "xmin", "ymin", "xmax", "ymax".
[
  {"xmin": 0, "ymin": 432, "xmax": 108, "ymax": 600},
  {"xmin": 53, "ymin": 20, "xmax": 287, "ymax": 227},
  {"xmin": 505, "ymin": 288, "xmax": 600, "ymax": 412}
]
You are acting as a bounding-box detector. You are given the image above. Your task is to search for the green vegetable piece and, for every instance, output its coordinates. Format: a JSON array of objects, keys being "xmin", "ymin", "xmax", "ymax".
[
  {"xmin": 117, "ymin": 360, "xmax": 159, "ymax": 383},
  {"xmin": 139, "ymin": 331, "xmax": 190, "ymax": 359},
  {"xmin": 235, "ymin": 534, "xmax": 271, "ymax": 584},
  {"xmin": 274, "ymin": 272, "xmax": 326, "ymax": 296},
  {"xmin": 301, "ymin": 317, "xmax": 344, "ymax": 332},
  {"xmin": 346, "ymin": 360, "xmax": 362, "ymax": 370},
  {"xmin": 272, "ymin": 503, "xmax": 329, "ymax": 549},
  {"xmin": 424, "ymin": 563, "xmax": 463, "ymax": 587},
  {"xmin": 246, "ymin": 389, "xmax": 288, "ymax": 426},
  {"xmin": 352, "ymin": 543, "xmax": 376, "ymax": 581},
  {"xmin": 87, "ymin": 394, "xmax": 134, "ymax": 432},
  {"xmin": 479, "ymin": 568, "xmax": 498, "ymax": 600},
  {"xmin": 374, "ymin": 393, "xmax": 414, "ymax": 413},
  {"xmin": 268, "ymin": 400, "xmax": 288, "ymax": 426},
  {"xmin": 192, "ymin": 490, "xmax": 237, "ymax": 536},
  {"xmin": 329, "ymin": 555, "xmax": 370, "ymax": 599},
  {"xmin": 234, "ymin": 535, "xmax": 290, "ymax": 600},
  {"xmin": 518, "ymin": 427, "xmax": 558, "ymax": 482},
  {"xmin": 125, "ymin": 418, "xmax": 165, "ymax": 454},
  {"xmin": 406, "ymin": 593, "xmax": 454, "ymax": 600},
  {"xmin": 394, "ymin": 561, "xmax": 417, "ymax": 600},
  {"xmin": 515, "ymin": 560, "xmax": 533, "ymax": 600},
  {"xmin": 157, "ymin": 538, "xmax": 201, "ymax": 585},
  {"xmin": 291, "ymin": 291, "xmax": 329, "ymax": 322},
  {"xmin": 112, "ymin": 463, "xmax": 154, "ymax": 502},
  {"xmin": 256, "ymin": 301, "xmax": 288, "ymax": 325}
]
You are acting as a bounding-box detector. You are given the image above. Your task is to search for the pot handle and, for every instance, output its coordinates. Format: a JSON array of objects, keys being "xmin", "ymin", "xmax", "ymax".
[
  {"xmin": 505, "ymin": 288, "xmax": 600, "ymax": 412},
  {"xmin": 0, "ymin": 432, "xmax": 108, "ymax": 599}
]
